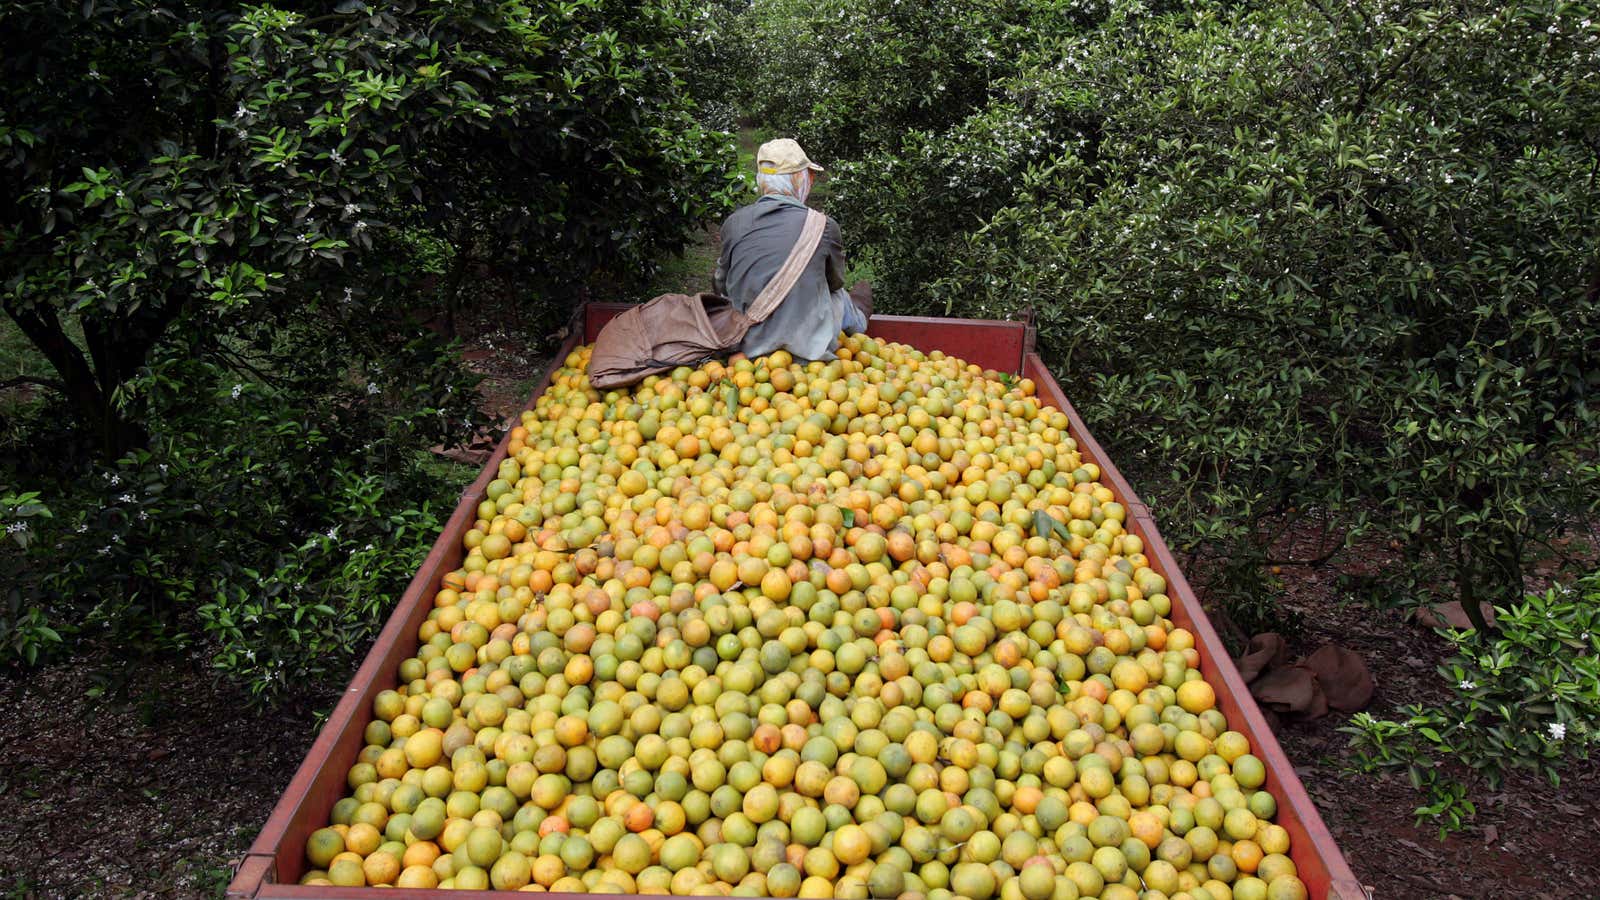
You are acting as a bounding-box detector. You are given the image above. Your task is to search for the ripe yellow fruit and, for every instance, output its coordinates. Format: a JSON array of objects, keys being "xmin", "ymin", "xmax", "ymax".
[
  {"xmin": 304, "ymin": 335, "xmax": 1305, "ymax": 900},
  {"xmin": 1177, "ymin": 679, "xmax": 1217, "ymax": 713},
  {"xmin": 305, "ymin": 827, "xmax": 344, "ymax": 869}
]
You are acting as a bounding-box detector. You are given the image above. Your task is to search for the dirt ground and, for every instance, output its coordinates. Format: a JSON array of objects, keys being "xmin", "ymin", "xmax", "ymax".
[
  {"xmin": 0, "ymin": 656, "xmax": 315, "ymax": 898},
  {"xmin": 2, "ymin": 294, "xmax": 1596, "ymax": 898},
  {"xmin": 1242, "ymin": 566, "xmax": 1600, "ymax": 899}
]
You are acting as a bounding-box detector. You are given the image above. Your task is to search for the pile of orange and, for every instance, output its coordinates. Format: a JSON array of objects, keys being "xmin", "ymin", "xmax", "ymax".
[{"xmin": 303, "ymin": 335, "xmax": 1308, "ymax": 900}]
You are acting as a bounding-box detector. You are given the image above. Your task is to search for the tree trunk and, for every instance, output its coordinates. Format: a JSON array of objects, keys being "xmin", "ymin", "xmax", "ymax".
[{"xmin": 3, "ymin": 303, "xmax": 145, "ymax": 459}]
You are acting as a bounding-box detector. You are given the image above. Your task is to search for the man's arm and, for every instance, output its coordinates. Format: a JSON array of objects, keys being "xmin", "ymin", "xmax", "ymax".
[
  {"xmin": 823, "ymin": 217, "xmax": 846, "ymax": 293},
  {"xmin": 713, "ymin": 214, "xmax": 737, "ymax": 297}
]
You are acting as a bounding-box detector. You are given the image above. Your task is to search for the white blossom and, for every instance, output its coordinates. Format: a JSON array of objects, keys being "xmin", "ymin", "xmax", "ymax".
[
  {"xmin": 231, "ymin": 384, "xmax": 244, "ymax": 399},
  {"xmin": 1548, "ymin": 722, "xmax": 1566, "ymax": 741},
  {"xmin": 5, "ymin": 522, "xmax": 28, "ymax": 535},
  {"xmin": 344, "ymin": 203, "xmax": 359, "ymax": 217},
  {"xmin": 1458, "ymin": 680, "xmax": 1475, "ymax": 690},
  {"xmin": 366, "ymin": 383, "xmax": 381, "ymax": 396},
  {"xmin": 329, "ymin": 149, "xmax": 345, "ymax": 165}
]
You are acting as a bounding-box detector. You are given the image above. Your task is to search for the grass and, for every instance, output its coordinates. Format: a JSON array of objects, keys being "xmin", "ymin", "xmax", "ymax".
[
  {"xmin": 414, "ymin": 450, "xmax": 479, "ymax": 490},
  {"xmin": 0, "ymin": 313, "xmax": 61, "ymax": 424},
  {"xmin": 0, "ymin": 315, "xmax": 60, "ymax": 459},
  {"xmin": 645, "ymin": 235, "xmax": 721, "ymax": 297},
  {"xmin": 0, "ymin": 314, "xmax": 53, "ymax": 381}
]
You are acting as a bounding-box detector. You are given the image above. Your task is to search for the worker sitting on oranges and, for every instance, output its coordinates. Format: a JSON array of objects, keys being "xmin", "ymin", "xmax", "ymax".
[{"xmin": 714, "ymin": 138, "xmax": 872, "ymax": 362}]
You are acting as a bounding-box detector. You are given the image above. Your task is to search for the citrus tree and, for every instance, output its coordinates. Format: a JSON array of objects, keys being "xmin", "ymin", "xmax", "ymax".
[
  {"xmin": 0, "ymin": 0, "xmax": 739, "ymax": 691},
  {"xmin": 731, "ymin": 0, "xmax": 1108, "ymax": 161},
  {"xmin": 1, "ymin": 0, "xmax": 738, "ymax": 457},
  {"xmin": 782, "ymin": 0, "xmax": 1600, "ymax": 630},
  {"xmin": 687, "ymin": 0, "xmax": 1600, "ymax": 829}
]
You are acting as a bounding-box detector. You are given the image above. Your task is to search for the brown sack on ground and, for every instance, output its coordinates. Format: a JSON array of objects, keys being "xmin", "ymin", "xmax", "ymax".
[
  {"xmin": 1250, "ymin": 665, "xmax": 1330, "ymax": 718},
  {"xmin": 1413, "ymin": 601, "xmax": 1498, "ymax": 630},
  {"xmin": 1233, "ymin": 634, "xmax": 1371, "ymax": 719},
  {"xmin": 1301, "ymin": 644, "xmax": 1375, "ymax": 711},
  {"xmin": 1235, "ymin": 633, "xmax": 1289, "ymax": 683}
]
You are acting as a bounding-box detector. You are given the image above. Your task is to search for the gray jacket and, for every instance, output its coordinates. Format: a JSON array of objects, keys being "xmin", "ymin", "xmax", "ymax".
[{"xmin": 713, "ymin": 194, "xmax": 847, "ymax": 361}]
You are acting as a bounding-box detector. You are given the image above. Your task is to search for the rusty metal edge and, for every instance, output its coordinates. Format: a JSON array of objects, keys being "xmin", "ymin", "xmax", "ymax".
[
  {"xmin": 232, "ymin": 316, "xmax": 1362, "ymax": 900},
  {"xmin": 227, "ymin": 329, "xmax": 587, "ymax": 899},
  {"xmin": 1022, "ymin": 354, "xmax": 1364, "ymax": 900},
  {"xmin": 581, "ymin": 300, "xmax": 1026, "ymax": 333},
  {"xmin": 582, "ymin": 302, "xmax": 1032, "ymax": 375},
  {"xmin": 256, "ymin": 887, "xmax": 628, "ymax": 899}
]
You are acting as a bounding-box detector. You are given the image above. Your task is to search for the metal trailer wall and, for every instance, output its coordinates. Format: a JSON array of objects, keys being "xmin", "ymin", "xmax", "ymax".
[{"xmin": 227, "ymin": 307, "xmax": 1366, "ymax": 899}]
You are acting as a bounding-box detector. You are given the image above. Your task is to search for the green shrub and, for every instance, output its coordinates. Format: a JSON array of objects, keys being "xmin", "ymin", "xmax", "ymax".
[
  {"xmin": 1, "ymin": 491, "xmax": 59, "ymax": 665},
  {"xmin": 2, "ymin": 334, "xmax": 479, "ymax": 696},
  {"xmin": 0, "ymin": 0, "xmax": 739, "ymax": 456},
  {"xmin": 1344, "ymin": 571, "xmax": 1600, "ymax": 835},
  {"xmin": 824, "ymin": 0, "xmax": 1600, "ymax": 621},
  {"xmin": 730, "ymin": 0, "xmax": 1104, "ymax": 161},
  {"xmin": 0, "ymin": 0, "xmax": 741, "ymax": 689}
]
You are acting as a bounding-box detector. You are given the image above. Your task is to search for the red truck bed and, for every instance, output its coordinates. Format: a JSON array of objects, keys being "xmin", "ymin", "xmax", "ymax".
[{"xmin": 227, "ymin": 306, "xmax": 1366, "ymax": 899}]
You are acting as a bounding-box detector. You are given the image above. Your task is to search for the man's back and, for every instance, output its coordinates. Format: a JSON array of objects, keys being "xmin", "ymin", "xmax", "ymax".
[{"xmin": 715, "ymin": 194, "xmax": 845, "ymax": 361}]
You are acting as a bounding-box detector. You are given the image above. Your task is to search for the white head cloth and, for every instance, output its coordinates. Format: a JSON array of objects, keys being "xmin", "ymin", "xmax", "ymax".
[{"xmin": 757, "ymin": 170, "xmax": 812, "ymax": 203}]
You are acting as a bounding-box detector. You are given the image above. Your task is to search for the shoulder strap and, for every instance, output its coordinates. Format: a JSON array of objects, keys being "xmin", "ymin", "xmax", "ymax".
[{"xmin": 744, "ymin": 209, "xmax": 827, "ymax": 324}]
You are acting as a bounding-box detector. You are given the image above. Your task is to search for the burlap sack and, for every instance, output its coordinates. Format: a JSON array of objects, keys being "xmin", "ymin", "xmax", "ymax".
[{"xmin": 587, "ymin": 293, "xmax": 751, "ymax": 390}]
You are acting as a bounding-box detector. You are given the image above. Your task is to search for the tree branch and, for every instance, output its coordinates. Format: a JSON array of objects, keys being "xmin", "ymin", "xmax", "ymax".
[
  {"xmin": 0, "ymin": 374, "xmax": 65, "ymax": 392},
  {"xmin": 210, "ymin": 344, "xmax": 284, "ymax": 387},
  {"xmin": 1, "ymin": 301, "xmax": 103, "ymax": 409}
]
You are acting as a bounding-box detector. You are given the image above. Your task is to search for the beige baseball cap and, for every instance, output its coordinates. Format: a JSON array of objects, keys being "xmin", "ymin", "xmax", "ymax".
[{"xmin": 756, "ymin": 138, "xmax": 824, "ymax": 176}]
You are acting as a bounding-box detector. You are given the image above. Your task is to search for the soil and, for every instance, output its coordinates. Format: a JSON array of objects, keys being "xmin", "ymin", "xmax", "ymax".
[
  {"xmin": 0, "ymin": 655, "xmax": 318, "ymax": 898},
  {"xmin": 2, "ymin": 288, "xmax": 1596, "ymax": 898},
  {"xmin": 1188, "ymin": 517, "xmax": 1600, "ymax": 900},
  {"xmin": 1265, "ymin": 593, "xmax": 1600, "ymax": 900}
]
